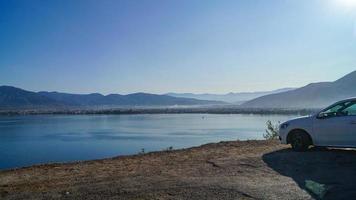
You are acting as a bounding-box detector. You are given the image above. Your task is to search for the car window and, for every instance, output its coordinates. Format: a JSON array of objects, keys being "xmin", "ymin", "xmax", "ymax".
[
  {"xmin": 342, "ymin": 101, "xmax": 356, "ymax": 116},
  {"xmin": 318, "ymin": 101, "xmax": 353, "ymax": 118}
]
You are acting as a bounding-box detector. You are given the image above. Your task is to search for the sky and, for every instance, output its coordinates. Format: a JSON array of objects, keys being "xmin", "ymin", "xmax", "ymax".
[{"xmin": 0, "ymin": 0, "xmax": 355, "ymax": 94}]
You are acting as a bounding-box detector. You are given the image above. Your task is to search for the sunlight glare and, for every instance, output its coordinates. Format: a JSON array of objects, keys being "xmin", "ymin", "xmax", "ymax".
[{"xmin": 336, "ymin": 0, "xmax": 356, "ymax": 8}]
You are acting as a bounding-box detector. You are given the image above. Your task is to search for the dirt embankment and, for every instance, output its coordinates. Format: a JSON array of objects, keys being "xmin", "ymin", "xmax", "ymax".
[{"xmin": 1, "ymin": 140, "xmax": 356, "ymax": 200}]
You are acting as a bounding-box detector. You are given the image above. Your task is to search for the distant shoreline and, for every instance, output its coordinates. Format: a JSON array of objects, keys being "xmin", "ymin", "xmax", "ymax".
[{"xmin": 0, "ymin": 107, "xmax": 319, "ymax": 116}]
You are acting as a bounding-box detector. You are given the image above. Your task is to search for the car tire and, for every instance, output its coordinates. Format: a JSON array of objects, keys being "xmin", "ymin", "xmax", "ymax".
[{"xmin": 290, "ymin": 131, "xmax": 310, "ymax": 152}]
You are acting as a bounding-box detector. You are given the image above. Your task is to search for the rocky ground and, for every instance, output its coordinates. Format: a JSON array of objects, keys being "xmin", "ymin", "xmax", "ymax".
[{"xmin": 1, "ymin": 140, "xmax": 356, "ymax": 200}]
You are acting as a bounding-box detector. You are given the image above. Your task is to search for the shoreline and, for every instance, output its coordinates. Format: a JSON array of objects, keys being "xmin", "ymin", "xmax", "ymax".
[
  {"xmin": 2, "ymin": 139, "xmax": 356, "ymax": 199},
  {"xmin": 0, "ymin": 139, "xmax": 276, "ymax": 172},
  {"xmin": 0, "ymin": 107, "xmax": 318, "ymax": 116}
]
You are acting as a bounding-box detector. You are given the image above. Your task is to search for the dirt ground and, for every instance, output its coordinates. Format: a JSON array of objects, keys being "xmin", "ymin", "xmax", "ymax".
[{"xmin": 1, "ymin": 140, "xmax": 356, "ymax": 200}]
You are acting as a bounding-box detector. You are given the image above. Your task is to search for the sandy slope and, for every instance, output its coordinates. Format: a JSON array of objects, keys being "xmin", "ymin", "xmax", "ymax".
[{"xmin": 1, "ymin": 140, "xmax": 356, "ymax": 200}]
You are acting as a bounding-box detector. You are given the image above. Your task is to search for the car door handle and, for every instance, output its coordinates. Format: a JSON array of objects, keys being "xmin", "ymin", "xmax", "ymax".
[{"xmin": 350, "ymin": 121, "xmax": 356, "ymax": 124}]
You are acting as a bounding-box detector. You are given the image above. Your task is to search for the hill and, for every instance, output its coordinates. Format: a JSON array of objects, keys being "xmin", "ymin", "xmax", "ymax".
[
  {"xmin": 166, "ymin": 88, "xmax": 295, "ymax": 104},
  {"xmin": 0, "ymin": 86, "xmax": 62, "ymax": 108},
  {"xmin": 242, "ymin": 70, "xmax": 356, "ymax": 109},
  {"xmin": 0, "ymin": 86, "xmax": 224, "ymax": 109}
]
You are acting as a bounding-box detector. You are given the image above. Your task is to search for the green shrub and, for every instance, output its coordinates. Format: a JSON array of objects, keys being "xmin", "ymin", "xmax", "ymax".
[
  {"xmin": 138, "ymin": 148, "xmax": 145, "ymax": 155},
  {"xmin": 163, "ymin": 146, "xmax": 173, "ymax": 152},
  {"xmin": 263, "ymin": 120, "xmax": 280, "ymax": 140}
]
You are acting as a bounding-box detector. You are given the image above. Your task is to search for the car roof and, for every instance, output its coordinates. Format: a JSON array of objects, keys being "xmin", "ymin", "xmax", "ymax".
[{"xmin": 335, "ymin": 97, "xmax": 356, "ymax": 104}]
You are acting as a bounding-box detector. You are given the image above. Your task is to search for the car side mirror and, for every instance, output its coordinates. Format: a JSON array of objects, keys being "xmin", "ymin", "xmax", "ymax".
[{"xmin": 317, "ymin": 112, "xmax": 328, "ymax": 119}]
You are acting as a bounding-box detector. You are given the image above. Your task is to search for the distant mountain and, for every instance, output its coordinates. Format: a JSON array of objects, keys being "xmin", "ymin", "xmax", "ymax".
[
  {"xmin": 38, "ymin": 91, "xmax": 224, "ymax": 106},
  {"xmin": 0, "ymin": 86, "xmax": 225, "ymax": 109},
  {"xmin": 0, "ymin": 86, "xmax": 62, "ymax": 108},
  {"xmin": 242, "ymin": 70, "xmax": 356, "ymax": 109},
  {"xmin": 166, "ymin": 88, "xmax": 295, "ymax": 104}
]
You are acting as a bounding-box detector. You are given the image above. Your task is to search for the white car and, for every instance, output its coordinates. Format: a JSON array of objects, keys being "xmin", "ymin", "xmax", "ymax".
[{"xmin": 279, "ymin": 98, "xmax": 356, "ymax": 151}]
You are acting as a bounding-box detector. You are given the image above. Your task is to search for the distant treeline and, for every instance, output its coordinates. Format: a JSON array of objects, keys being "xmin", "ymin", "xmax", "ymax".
[{"xmin": 0, "ymin": 107, "xmax": 320, "ymax": 116}]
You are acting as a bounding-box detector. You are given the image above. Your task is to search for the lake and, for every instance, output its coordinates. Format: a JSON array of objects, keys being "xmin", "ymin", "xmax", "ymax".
[{"xmin": 0, "ymin": 114, "xmax": 298, "ymax": 170}]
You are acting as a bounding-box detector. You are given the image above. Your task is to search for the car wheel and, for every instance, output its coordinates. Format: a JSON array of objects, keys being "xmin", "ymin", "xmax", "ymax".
[{"xmin": 290, "ymin": 131, "xmax": 310, "ymax": 152}]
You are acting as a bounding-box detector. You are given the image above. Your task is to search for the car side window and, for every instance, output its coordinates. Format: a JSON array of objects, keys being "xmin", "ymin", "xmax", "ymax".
[
  {"xmin": 342, "ymin": 101, "xmax": 356, "ymax": 116},
  {"xmin": 318, "ymin": 101, "xmax": 353, "ymax": 118}
]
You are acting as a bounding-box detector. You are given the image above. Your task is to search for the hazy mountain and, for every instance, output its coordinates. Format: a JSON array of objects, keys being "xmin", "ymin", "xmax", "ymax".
[
  {"xmin": 37, "ymin": 92, "xmax": 114, "ymax": 106},
  {"xmin": 166, "ymin": 88, "xmax": 295, "ymax": 104},
  {"xmin": 38, "ymin": 91, "xmax": 224, "ymax": 106},
  {"xmin": 242, "ymin": 70, "xmax": 356, "ymax": 109},
  {"xmin": 0, "ymin": 86, "xmax": 62, "ymax": 108},
  {"xmin": 0, "ymin": 86, "xmax": 224, "ymax": 109}
]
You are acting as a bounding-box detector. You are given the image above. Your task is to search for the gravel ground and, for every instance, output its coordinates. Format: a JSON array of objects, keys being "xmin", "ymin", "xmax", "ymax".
[{"xmin": 1, "ymin": 140, "xmax": 356, "ymax": 200}]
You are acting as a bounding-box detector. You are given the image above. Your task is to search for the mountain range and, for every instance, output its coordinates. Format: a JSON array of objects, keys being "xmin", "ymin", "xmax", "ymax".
[
  {"xmin": 1, "ymin": 70, "xmax": 355, "ymax": 110},
  {"xmin": 166, "ymin": 88, "xmax": 295, "ymax": 104},
  {"xmin": 0, "ymin": 86, "xmax": 223, "ymax": 109},
  {"xmin": 242, "ymin": 70, "xmax": 356, "ymax": 109}
]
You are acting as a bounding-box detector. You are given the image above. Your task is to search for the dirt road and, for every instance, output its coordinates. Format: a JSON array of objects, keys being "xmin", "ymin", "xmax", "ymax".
[{"xmin": 1, "ymin": 140, "xmax": 356, "ymax": 200}]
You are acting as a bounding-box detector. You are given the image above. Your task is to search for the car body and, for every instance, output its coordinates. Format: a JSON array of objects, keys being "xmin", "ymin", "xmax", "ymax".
[{"xmin": 279, "ymin": 98, "xmax": 356, "ymax": 151}]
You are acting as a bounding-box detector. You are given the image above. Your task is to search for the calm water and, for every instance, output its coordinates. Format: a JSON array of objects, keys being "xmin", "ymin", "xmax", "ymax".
[{"xmin": 0, "ymin": 114, "xmax": 297, "ymax": 170}]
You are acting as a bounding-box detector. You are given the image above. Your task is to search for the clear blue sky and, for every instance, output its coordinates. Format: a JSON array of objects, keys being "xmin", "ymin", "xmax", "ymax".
[{"xmin": 0, "ymin": 0, "xmax": 355, "ymax": 94}]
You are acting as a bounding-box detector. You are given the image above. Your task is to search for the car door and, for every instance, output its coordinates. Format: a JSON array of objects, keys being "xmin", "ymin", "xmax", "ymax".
[
  {"xmin": 313, "ymin": 101, "xmax": 356, "ymax": 147},
  {"xmin": 313, "ymin": 116, "xmax": 350, "ymax": 146},
  {"xmin": 339, "ymin": 102, "xmax": 356, "ymax": 146}
]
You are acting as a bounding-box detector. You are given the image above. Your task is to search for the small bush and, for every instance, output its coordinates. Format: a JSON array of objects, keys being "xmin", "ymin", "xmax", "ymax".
[
  {"xmin": 263, "ymin": 120, "xmax": 280, "ymax": 140},
  {"xmin": 163, "ymin": 146, "xmax": 174, "ymax": 152},
  {"xmin": 138, "ymin": 148, "xmax": 145, "ymax": 155}
]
